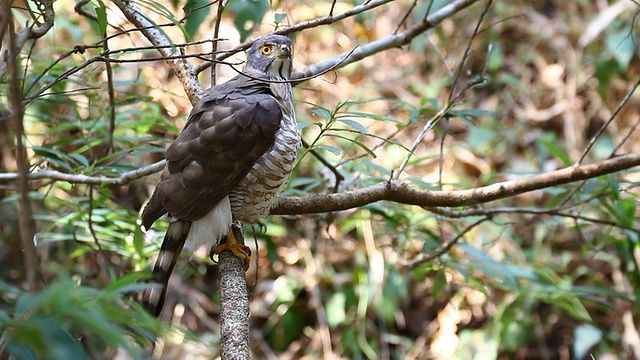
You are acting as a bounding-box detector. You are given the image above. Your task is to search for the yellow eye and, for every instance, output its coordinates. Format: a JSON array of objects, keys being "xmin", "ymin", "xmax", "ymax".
[{"xmin": 261, "ymin": 45, "xmax": 273, "ymax": 55}]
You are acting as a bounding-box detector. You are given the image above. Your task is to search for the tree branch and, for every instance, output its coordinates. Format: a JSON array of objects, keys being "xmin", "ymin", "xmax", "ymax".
[
  {"xmin": 194, "ymin": 0, "xmax": 396, "ymax": 74},
  {"xmin": 291, "ymin": 0, "xmax": 480, "ymax": 81},
  {"xmin": 110, "ymin": 0, "xmax": 202, "ymax": 103},
  {"xmin": 218, "ymin": 222, "xmax": 250, "ymax": 359},
  {"xmin": 0, "ymin": 0, "xmax": 54, "ymax": 81},
  {"xmin": 270, "ymin": 152, "xmax": 640, "ymax": 215},
  {"xmin": 2, "ymin": 2, "xmax": 43, "ymax": 291},
  {"xmin": 0, "ymin": 160, "xmax": 166, "ymax": 185},
  {"xmin": 2, "ymin": 154, "xmax": 639, "ymax": 218}
]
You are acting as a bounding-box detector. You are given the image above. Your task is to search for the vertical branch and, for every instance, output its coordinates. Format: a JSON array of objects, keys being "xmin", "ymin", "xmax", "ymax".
[
  {"xmin": 3, "ymin": 3, "xmax": 42, "ymax": 291},
  {"xmin": 218, "ymin": 221, "xmax": 250, "ymax": 359},
  {"xmin": 104, "ymin": 41, "xmax": 116, "ymax": 154},
  {"xmin": 210, "ymin": 0, "xmax": 226, "ymax": 86}
]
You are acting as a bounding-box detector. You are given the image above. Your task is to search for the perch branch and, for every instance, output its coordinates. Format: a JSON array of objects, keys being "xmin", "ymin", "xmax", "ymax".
[
  {"xmin": 218, "ymin": 222, "xmax": 250, "ymax": 359},
  {"xmin": 2, "ymin": 154, "xmax": 639, "ymax": 217},
  {"xmin": 270, "ymin": 152, "xmax": 640, "ymax": 215}
]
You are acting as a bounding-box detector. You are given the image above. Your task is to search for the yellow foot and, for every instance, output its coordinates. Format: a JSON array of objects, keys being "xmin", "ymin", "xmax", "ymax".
[{"xmin": 212, "ymin": 227, "xmax": 251, "ymax": 271}]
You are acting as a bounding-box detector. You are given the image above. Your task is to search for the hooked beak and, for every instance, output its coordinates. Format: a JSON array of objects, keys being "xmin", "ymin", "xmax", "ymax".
[{"xmin": 277, "ymin": 44, "xmax": 292, "ymax": 58}]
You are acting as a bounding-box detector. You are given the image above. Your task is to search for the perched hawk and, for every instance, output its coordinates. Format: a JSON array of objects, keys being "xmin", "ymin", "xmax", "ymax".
[{"xmin": 141, "ymin": 34, "xmax": 299, "ymax": 316}]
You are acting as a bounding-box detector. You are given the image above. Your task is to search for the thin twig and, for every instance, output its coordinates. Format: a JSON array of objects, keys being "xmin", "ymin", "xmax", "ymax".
[
  {"xmin": 611, "ymin": 117, "xmax": 640, "ymax": 156},
  {"xmin": 395, "ymin": 0, "xmax": 490, "ymax": 180},
  {"xmin": 400, "ymin": 216, "xmax": 490, "ymax": 268},
  {"xmin": 195, "ymin": 0, "xmax": 397, "ymax": 74},
  {"xmin": 292, "ymin": 0, "xmax": 480, "ymax": 81},
  {"xmin": 104, "ymin": 39, "xmax": 116, "ymax": 154},
  {"xmin": 394, "ymin": 105, "xmax": 451, "ymax": 179},
  {"xmin": 302, "ymin": 139, "xmax": 345, "ymax": 192},
  {"xmin": 433, "ymin": 206, "xmax": 640, "ymax": 235},
  {"xmin": 447, "ymin": 0, "xmax": 493, "ymax": 102},
  {"xmin": 393, "ymin": 0, "xmax": 418, "ymax": 34},
  {"xmin": 111, "ymin": 0, "xmax": 202, "ymax": 103},
  {"xmin": 210, "ymin": 0, "xmax": 226, "ymax": 86},
  {"xmin": 578, "ymin": 78, "xmax": 640, "ymax": 164}
]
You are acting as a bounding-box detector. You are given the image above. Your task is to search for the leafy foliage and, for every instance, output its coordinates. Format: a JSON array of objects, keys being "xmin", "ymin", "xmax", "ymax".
[{"xmin": 1, "ymin": 0, "xmax": 640, "ymax": 359}]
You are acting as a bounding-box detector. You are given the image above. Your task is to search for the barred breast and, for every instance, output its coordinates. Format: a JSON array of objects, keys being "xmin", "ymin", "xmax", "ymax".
[{"xmin": 229, "ymin": 86, "xmax": 299, "ymax": 223}]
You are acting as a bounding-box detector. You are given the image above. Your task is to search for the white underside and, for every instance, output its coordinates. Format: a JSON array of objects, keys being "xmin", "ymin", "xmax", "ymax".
[{"xmin": 185, "ymin": 196, "xmax": 232, "ymax": 253}]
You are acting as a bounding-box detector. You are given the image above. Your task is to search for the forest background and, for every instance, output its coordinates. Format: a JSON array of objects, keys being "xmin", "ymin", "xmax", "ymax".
[{"xmin": 1, "ymin": 0, "xmax": 640, "ymax": 359}]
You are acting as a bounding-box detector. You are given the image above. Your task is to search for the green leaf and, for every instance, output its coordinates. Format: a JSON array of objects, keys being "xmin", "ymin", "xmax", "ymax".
[
  {"xmin": 606, "ymin": 26, "xmax": 636, "ymax": 70},
  {"xmin": 95, "ymin": 2, "xmax": 108, "ymax": 38},
  {"xmin": 314, "ymin": 144, "xmax": 341, "ymax": 155},
  {"xmin": 340, "ymin": 111, "xmax": 403, "ymax": 124},
  {"xmin": 274, "ymin": 13, "xmax": 287, "ymax": 24},
  {"xmin": 540, "ymin": 139, "xmax": 572, "ymax": 166},
  {"xmin": 13, "ymin": 317, "xmax": 90, "ymax": 359},
  {"xmin": 325, "ymin": 133, "xmax": 375, "ymax": 157},
  {"xmin": 105, "ymin": 272, "xmax": 153, "ymax": 294},
  {"xmin": 326, "ymin": 293, "xmax": 347, "ymax": 328},
  {"xmin": 337, "ymin": 119, "xmax": 368, "ymax": 134},
  {"xmin": 573, "ymin": 324, "xmax": 602, "ymax": 360},
  {"xmin": 310, "ymin": 107, "xmax": 333, "ymax": 121},
  {"xmin": 183, "ymin": 0, "xmax": 210, "ymax": 39},
  {"xmin": 488, "ymin": 41, "xmax": 503, "ymax": 71},
  {"xmin": 228, "ymin": 0, "xmax": 269, "ymax": 42}
]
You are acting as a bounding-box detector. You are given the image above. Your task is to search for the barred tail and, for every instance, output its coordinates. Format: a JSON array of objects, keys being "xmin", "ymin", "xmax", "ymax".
[{"xmin": 142, "ymin": 219, "xmax": 191, "ymax": 316}]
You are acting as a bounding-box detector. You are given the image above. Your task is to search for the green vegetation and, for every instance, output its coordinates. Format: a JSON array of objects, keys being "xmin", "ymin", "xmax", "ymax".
[{"xmin": 1, "ymin": 0, "xmax": 639, "ymax": 359}]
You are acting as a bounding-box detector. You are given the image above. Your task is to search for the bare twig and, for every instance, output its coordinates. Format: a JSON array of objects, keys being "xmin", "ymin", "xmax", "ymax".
[
  {"xmin": 394, "ymin": 104, "xmax": 451, "ymax": 179},
  {"xmin": 111, "ymin": 0, "xmax": 202, "ymax": 103},
  {"xmin": 400, "ymin": 216, "xmax": 490, "ymax": 267},
  {"xmin": 431, "ymin": 206, "xmax": 640, "ymax": 235},
  {"xmin": 104, "ymin": 39, "xmax": 116, "ymax": 154},
  {"xmin": 302, "ymin": 139, "xmax": 345, "ymax": 192},
  {"xmin": 448, "ymin": 0, "xmax": 492, "ymax": 102},
  {"xmin": 195, "ymin": 0, "xmax": 397, "ymax": 74},
  {"xmin": 292, "ymin": 0, "xmax": 480, "ymax": 81},
  {"xmin": 395, "ymin": 0, "xmax": 489, "ymax": 180},
  {"xmin": 0, "ymin": 0, "xmax": 54, "ymax": 81},
  {"xmin": 393, "ymin": 0, "xmax": 418, "ymax": 34},
  {"xmin": 578, "ymin": 78, "xmax": 640, "ymax": 164},
  {"xmin": 210, "ymin": 0, "xmax": 226, "ymax": 86},
  {"xmin": 74, "ymin": 0, "xmax": 98, "ymax": 21}
]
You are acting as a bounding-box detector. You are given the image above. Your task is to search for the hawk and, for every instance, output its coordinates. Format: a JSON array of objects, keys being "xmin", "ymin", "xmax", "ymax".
[{"xmin": 141, "ymin": 34, "xmax": 299, "ymax": 316}]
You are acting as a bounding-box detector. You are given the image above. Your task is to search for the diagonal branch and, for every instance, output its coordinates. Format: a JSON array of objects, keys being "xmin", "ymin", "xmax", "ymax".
[
  {"xmin": 292, "ymin": 0, "xmax": 480, "ymax": 80},
  {"xmin": 194, "ymin": 0, "xmax": 396, "ymax": 74},
  {"xmin": 110, "ymin": 0, "xmax": 202, "ymax": 103},
  {"xmin": 0, "ymin": 0, "xmax": 54, "ymax": 81}
]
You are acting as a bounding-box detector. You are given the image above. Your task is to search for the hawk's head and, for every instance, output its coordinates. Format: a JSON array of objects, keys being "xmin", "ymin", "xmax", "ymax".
[{"xmin": 245, "ymin": 34, "xmax": 293, "ymax": 80}]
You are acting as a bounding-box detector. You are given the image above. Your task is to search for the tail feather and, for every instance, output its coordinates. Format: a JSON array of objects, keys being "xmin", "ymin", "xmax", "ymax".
[{"xmin": 142, "ymin": 219, "xmax": 191, "ymax": 316}]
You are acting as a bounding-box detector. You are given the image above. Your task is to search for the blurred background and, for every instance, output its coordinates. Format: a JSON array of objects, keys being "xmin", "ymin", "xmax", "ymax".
[{"xmin": 2, "ymin": 0, "xmax": 640, "ymax": 359}]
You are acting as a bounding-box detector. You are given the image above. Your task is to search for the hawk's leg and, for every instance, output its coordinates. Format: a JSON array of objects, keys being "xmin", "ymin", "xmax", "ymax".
[{"xmin": 212, "ymin": 226, "xmax": 251, "ymax": 270}]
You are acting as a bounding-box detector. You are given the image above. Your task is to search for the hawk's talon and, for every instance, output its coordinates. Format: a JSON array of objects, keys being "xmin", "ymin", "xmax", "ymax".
[{"xmin": 212, "ymin": 227, "xmax": 251, "ymax": 271}]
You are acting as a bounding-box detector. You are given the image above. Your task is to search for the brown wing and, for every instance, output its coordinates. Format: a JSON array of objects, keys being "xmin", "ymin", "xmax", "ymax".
[{"xmin": 141, "ymin": 75, "xmax": 282, "ymax": 229}]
